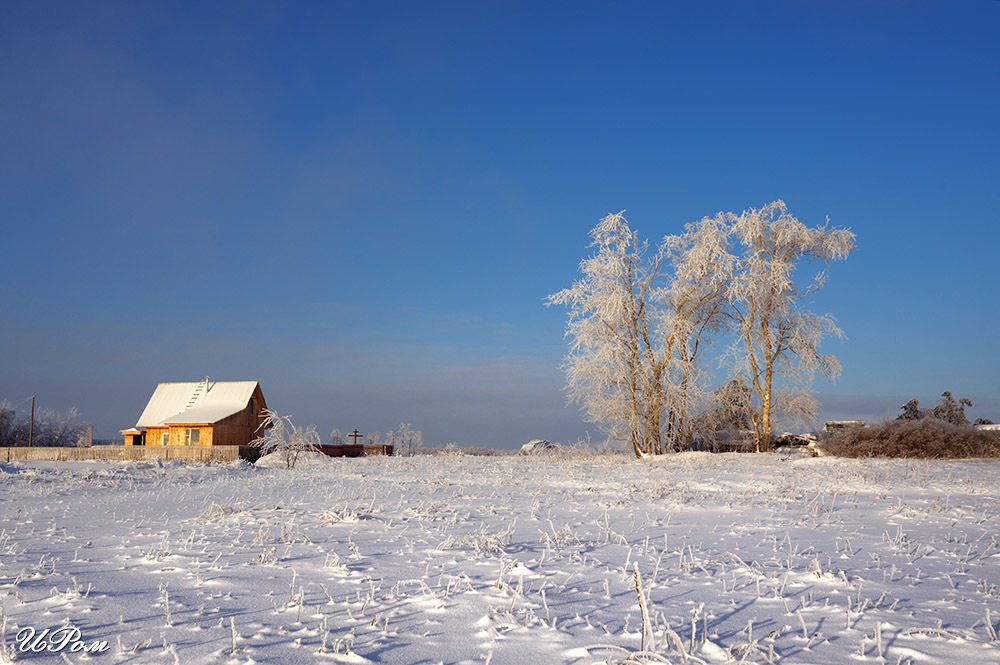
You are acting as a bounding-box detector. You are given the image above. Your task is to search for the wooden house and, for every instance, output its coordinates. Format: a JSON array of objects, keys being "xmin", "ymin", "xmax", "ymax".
[{"xmin": 121, "ymin": 379, "xmax": 267, "ymax": 447}]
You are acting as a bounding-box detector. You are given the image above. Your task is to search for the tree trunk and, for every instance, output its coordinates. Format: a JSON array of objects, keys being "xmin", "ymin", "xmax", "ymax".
[
  {"xmin": 631, "ymin": 430, "xmax": 644, "ymax": 458},
  {"xmin": 759, "ymin": 365, "xmax": 774, "ymax": 451}
]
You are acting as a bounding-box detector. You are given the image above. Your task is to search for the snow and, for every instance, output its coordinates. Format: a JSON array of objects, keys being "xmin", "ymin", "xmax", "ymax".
[
  {"xmin": 255, "ymin": 450, "xmax": 333, "ymax": 469},
  {"xmin": 1, "ymin": 453, "xmax": 999, "ymax": 664}
]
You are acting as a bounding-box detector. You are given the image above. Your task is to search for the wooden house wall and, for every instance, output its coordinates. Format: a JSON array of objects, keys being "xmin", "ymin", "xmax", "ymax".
[
  {"xmin": 209, "ymin": 384, "xmax": 268, "ymax": 447},
  {"xmin": 188, "ymin": 426, "xmax": 213, "ymax": 446},
  {"xmin": 146, "ymin": 425, "xmax": 214, "ymax": 446},
  {"xmin": 145, "ymin": 427, "xmax": 168, "ymax": 446}
]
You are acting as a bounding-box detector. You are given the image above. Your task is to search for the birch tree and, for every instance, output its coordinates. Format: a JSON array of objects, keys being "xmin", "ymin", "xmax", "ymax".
[
  {"xmin": 653, "ymin": 213, "xmax": 731, "ymax": 450},
  {"xmin": 724, "ymin": 200, "xmax": 855, "ymax": 451},
  {"xmin": 547, "ymin": 213, "xmax": 657, "ymax": 456},
  {"xmin": 547, "ymin": 212, "xmax": 729, "ymax": 456}
]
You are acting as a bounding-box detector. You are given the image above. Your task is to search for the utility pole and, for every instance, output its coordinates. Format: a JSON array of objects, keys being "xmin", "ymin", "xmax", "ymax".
[{"xmin": 28, "ymin": 396, "xmax": 35, "ymax": 447}]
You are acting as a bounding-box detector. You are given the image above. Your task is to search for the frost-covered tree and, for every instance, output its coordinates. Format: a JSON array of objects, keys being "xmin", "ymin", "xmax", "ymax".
[
  {"xmin": 251, "ymin": 410, "xmax": 320, "ymax": 469},
  {"xmin": 550, "ymin": 201, "xmax": 854, "ymax": 455},
  {"xmin": 0, "ymin": 401, "xmax": 88, "ymax": 447},
  {"xmin": 896, "ymin": 393, "xmax": 971, "ymax": 425},
  {"xmin": 652, "ymin": 213, "xmax": 732, "ymax": 450},
  {"xmin": 698, "ymin": 378, "xmax": 754, "ymax": 434},
  {"xmin": 394, "ymin": 423, "xmax": 423, "ymax": 456},
  {"xmin": 329, "ymin": 428, "xmax": 344, "ymax": 445},
  {"xmin": 692, "ymin": 378, "xmax": 757, "ymax": 452},
  {"xmin": 723, "ymin": 201, "xmax": 855, "ymax": 451},
  {"xmin": 35, "ymin": 407, "xmax": 88, "ymax": 447},
  {"xmin": 547, "ymin": 213, "xmax": 659, "ymax": 456},
  {"xmin": 933, "ymin": 391, "xmax": 972, "ymax": 426},
  {"xmin": 896, "ymin": 399, "xmax": 923, "ymax": 421},
  {"xmin": 0, "ymin": 401, "xmax": 19, "ymax": 447},
  {"xmin": 547, "ymin": 212, "xmax": 729, "ymax": 456}
]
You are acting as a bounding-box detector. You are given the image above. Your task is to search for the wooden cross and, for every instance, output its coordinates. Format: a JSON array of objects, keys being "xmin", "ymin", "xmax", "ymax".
[{"xmin": 349, "ymin": 428, "xmax": 363, "ymax": 445}]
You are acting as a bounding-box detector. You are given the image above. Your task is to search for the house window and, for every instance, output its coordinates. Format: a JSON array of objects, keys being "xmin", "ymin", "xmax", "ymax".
[
  {"xmin": 185, "ymin": 428, "xmax": 200, "ymax": 445},
  {"xmin": 161, "ymin": 432, "xmax": 169, "ymax": 446}
]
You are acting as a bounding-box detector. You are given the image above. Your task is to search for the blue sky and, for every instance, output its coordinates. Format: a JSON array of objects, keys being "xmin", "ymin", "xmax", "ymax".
[{"xmin": 2, "ymin": 1, "xmax": 998, "ymax": 447}]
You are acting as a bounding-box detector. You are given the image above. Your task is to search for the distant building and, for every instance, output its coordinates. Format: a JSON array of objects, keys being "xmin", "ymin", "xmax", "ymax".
[
  {"xmin": 519, "ymin": 439, "xmax": 561, "ymax": 455},
  {"xmin": 773, "ymin": 431, "xmax": 818, "ymax": 447},
  {"xmin": 824, "ymin": 420, "xmax": 865, "ymax": 433},
  {"xmin": 121, "ymin": 379, "xmax": 267, "ymax": 447}
]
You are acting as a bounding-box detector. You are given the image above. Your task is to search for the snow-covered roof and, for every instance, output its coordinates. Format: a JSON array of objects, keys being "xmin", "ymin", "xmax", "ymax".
[
  {"xmin": 135, "ymin": 380, "xmax": 259, "ymax": 428},
  {"xmin": 519, "ymin": 439, "xmax": 561, "ymax": 455}
]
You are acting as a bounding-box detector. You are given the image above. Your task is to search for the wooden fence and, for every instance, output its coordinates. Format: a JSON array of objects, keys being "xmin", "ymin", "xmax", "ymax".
[{"xmin": 1, "ymin": 445, "xmax": 261, "ymax": 464}]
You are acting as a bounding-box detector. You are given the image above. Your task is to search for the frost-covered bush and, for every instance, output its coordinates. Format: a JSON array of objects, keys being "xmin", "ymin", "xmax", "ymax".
[
  {"xmin": 250, "ymin": 410, "xmax": 321, "ymax": 469},
  {"xmin": 461, "ymin": 446, "xmax": 516, "ymax": 456},
  {"xmin": 427, "ymin": 442, "xmax": 463, "ymax": 456},
  {"xmin": 820, "ymin": 418, "xmax": 1000, "ymax": 459}
]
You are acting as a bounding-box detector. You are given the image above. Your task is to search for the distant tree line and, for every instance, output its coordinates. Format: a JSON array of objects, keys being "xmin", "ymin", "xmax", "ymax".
[
  {"xmin": 0, "ymin": 401, "xmax": 89, "ymax": 447},
  {"xmin": 330, "ymin": 423, "xmax": 423, "ymax": 455},
  {"xmin": 896, "ymin": 391, "xmax": 992, "ymax": 427}
]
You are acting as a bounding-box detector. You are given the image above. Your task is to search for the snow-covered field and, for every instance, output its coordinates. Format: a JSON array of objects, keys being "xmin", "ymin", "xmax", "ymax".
[{"xmin": 1, "ymin": 452, "xmax": 999, "ymax": 664}]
